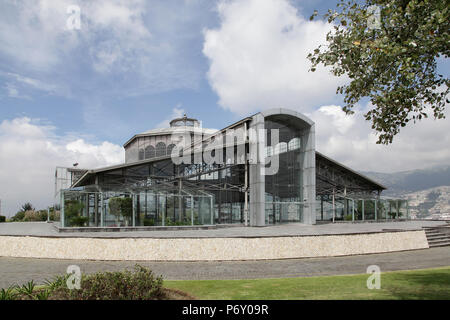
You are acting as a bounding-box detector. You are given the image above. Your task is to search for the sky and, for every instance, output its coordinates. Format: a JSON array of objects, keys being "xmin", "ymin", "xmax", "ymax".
[{"xmin": 0, "ymin": 0, "xmax": 449, "ymax": 216}]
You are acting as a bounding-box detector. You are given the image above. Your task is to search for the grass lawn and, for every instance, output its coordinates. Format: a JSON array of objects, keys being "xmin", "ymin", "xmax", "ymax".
[{"xmin": 164, "ymin": 267, "xmax": 450, "ymax": 300}]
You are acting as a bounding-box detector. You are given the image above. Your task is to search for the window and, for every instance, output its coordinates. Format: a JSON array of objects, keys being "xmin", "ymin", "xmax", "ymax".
[
  {"xmin": 138, "ymin": 149, "xmax": 144, "ymax": 161},
  {"xmin": 167, "ymin": 144, "xmax": 176, "ymax": 157},
  {"xmin": 288, "ymin": 138, "xmax": 301, "ymax": 151},
  {"xmin": 155, "ymin": 142, "xmax": 166, "ymax": 157},
  {"xmin": 145, "ymin": 145, "xmax": 155, "ymax": 159},
  {"xmin": 274, "ymin": 142, "xmax": 287, "ymax": 155}
]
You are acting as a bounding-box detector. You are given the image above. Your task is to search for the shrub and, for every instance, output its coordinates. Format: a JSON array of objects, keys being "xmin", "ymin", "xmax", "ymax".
[
  {"xmin": 23, "ymin": 210, "xmax": 47, "ymax": 222},
  {"xmin": 0, "ymin": 287, "xmax": 17, "ymax": 300},
  {"xmin": 11, "ymin": 211, "xmax": 25, "ymax": 221},
  {"xmin": 165, "ymin": 218, "xmax": 191, "ymax": 226},
  {"xmin": 70, "ymin": 216, "xmax": 89, "ymax": 227},
  {"xmin": 344, "ymin": 214, "xmax": 353, "ymax": 221},
  {"xmin": 64, "ymin": 200, "xmax": 86, "ymax": 227},
  {"xmin": 109, "ymin": 197, "xmax": 132, "ymax": 226},
  {"xmin": 143, "ymin": 218, "xmax": 155, "ymax": 226},
  {"xmin": 0, "ymin": 216, "xmax": 6, "ymax": 223},
  {"xmin": 50, "ymin": 210, "xmax": 60, "ymax": 221},
  {"xmin": 54, "ymin": 265, "xmax": 164, "ymax": 300}
]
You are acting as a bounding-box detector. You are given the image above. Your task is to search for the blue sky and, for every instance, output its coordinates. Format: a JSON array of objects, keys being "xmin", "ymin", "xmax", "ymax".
[
  {"xmin": 0, "ymin": 0, "xmax": 449, "ymax": 215},
  {"xmin": 0, "ymin": 0, "xmax": 339, "ymax": 143}
]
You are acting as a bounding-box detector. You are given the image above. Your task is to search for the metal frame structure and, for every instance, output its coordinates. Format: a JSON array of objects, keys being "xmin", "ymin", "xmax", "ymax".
[{"xmin": 56, "ymin": 108, "xmax": 403, "ymax": 228}]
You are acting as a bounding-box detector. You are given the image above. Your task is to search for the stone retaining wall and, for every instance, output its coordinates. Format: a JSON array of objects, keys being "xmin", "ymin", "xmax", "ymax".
[{"xmin": 0, "ymin": 230, "xmax": 429, "ymax": 261}]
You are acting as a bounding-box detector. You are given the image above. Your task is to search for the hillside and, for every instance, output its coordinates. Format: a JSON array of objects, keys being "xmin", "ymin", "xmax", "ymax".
[
  {"xmin": 362, "ymin": 166, "xmax": 450, "ymax": 219},
  {"xmin": 362, "ymin": 165, "xmax": 450, "ymax": 197}
]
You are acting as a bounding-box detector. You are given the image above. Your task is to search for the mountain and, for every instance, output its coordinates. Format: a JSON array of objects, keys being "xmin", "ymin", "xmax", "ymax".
[
  {"xmin": 361, "ymin": 166, "xmax": 450, "ymax": 219},
  {"xmin": 362, "ymin": 165, "xmax": 450, "ymax": 197},
  {"xmin": 401, "ymin": 186, "xmax": 450, "ymax": 219}
]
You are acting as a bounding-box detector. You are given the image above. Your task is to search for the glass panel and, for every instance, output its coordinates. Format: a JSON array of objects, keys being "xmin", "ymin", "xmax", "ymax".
[
  {"xmin": 288, "ymin": 138, "xmax": 301, "ymax": 150},
  {"xmin": 145, "ymin": 145, "xmax": 155, "ymax": 159},
  {"xmin": 155, "ymin": 142, "xmax": 166, "ymax": 157},
  {"xmin": 364, "ymin": 200, "xmax": 376, "ymax": 220}
]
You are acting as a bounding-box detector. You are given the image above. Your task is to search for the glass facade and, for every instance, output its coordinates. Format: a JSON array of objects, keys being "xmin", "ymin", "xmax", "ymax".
[
  {"xmin": 60, "ymin": 189, "xmax": 214, "ymax": 228},
  {"xmin": 61, "ymin": 112, "xmax": 397, "ymax": 228},
  {"xmin": 264, "ymin": 117, "xmax": 304, "ymax": 224},
  {"xmin": 315, "ymin": 196, "xmax": 409, "ymax": 222}
]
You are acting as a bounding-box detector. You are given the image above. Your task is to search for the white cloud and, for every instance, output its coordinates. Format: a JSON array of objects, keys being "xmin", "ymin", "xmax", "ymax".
[
  {"xmin": 0, "ymin": 0, "xmax": 150, "ymax": 72},
  {"xmin": 0, "ymin": 0, "xmax": 211, "ymax": 98},
  {"xmin": 203, "ymin": 0, "xmax": 346, "ymax": 115},
  {"xmin": 0, "ymin": 117, "xmax": 124, "ymax": 217},
  {"xmin": 309, "ymin": 104, "xmax": 450, "ymax": 173},
  {"xmin": 156, "ymin": 106, "xmax": 186, "ymax": 128}
]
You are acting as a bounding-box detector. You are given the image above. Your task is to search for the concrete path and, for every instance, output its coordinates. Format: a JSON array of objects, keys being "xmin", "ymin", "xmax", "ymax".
[
  {"xmin": 0, "ymin": 220, "xmax": 446, "ymax": 238},
  {"xmin": 0, "ymin": 247, "xmax": 449, "ymax": 288}
]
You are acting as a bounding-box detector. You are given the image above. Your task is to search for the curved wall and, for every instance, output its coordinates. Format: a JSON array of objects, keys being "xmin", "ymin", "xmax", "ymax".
[{"xmin": 0, "ymin": 230, "xmax": 428, "ymax": 261}]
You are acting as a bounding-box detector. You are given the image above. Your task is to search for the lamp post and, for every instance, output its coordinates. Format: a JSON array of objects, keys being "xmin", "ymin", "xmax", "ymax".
[{"xmin": 47, "ymin": 206, "xmax": 51, "ymax": 223}]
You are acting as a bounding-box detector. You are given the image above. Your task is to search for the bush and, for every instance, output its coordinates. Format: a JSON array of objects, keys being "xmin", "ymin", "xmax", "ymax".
[
  {"xmin": 344, "ymin": 214, "xmax": 353, "ymax": 221},
  {"xmin": 0, "ymin": 265, "xmax": 193, "ymax": 300},
  {"xmin": 23, "ymin": 210, "xmax": 47, "ymax": 222},
  {"xmin": 65, "ymin": 200, "xmax": 86, "ymax": 227},
  {"xmin": 143, "ymin": 218, "xmax": 155, "ymax": 226},
  {"xmin": 109, "ymin": 197, "xmax": 132, "ymax": 225},
  {"xmin": 70, "ymin": 216, "xmax": 89, "ymax": 227},
  {"xmin": 11, "ymin": 211, "xmax": 25, "ymax": 222},
  {"xmin": 165, "ymin": 218, "xmax": 191, "ymax": 226},
  {"xmin": 50, "ymin": 210, "xmax": 60, "ymax": 221},
  {"xmin": 0, "ymin": 216, "xmax": 6, "ymax": 223},
  {"xmin": 54, "ymin": 265, "xmax": 164, "ymax": 300}
]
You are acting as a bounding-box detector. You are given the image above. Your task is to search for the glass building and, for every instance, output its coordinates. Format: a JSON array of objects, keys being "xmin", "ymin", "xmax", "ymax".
[{"xmin": 57, "ymin": 109, "xmax": 408, "ymax": 228}]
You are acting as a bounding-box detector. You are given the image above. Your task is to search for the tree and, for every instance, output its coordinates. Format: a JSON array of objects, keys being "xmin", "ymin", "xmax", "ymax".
[
  {"xmin": 65, "ymin": 200, "xmax": 87, "ymax": 227},
  {"xmin": 108, "ymin": 197, "xmax": 132, "ymax": 226},
  {"xmin": 108, "ymin": 197, "xmax": 122, "ymax": 226},
  {"xmin": 21, "ymin": 202, "xmax": 34, "ymax": 212},
  {"xmin": 119, "ymin": 197, "xmax": 133, "ymax": 226},
  {"xmin": 308, "ymin": 0, "xmax": 449, "ymax": 144}
]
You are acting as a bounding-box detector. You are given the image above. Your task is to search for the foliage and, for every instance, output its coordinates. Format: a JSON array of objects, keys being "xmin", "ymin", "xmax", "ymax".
[
  {"xmin": 108, "ymin": 197, "xmax": 122, "ymax": 220},
  {"xmin": 308, "ymin": 0, "xmax": 449, "ymax": 144},
  {"xmin": 70, "ymin": 216, "xmax": 89, "ymax": 227},
  {"xmin": 21, "ymin": 202, "xmax": 34, "ymax": 212},
  {"xmin": 23, "ymin": 210, "xmax": 47, "ymax": 222},
  {"xmin": 17, "ymin": 280, "xmax": 35, "ymax": 298},
  {"xmin": 109, "ymin": 197, "xmax": 133, "ymax": 226},
  {"xmin": 120, "ymin": 197, "xmax": 133, "ymax": 218},
  {"xmin": 143, "ymin": 218, "xmax": 155, "ymax": 226},
  {"xmin": 50, "ymin": 210, "xmax": 60, "ymax": 221},
  {"xmin": 109, "ymin": 197, "xmax": 132, "ymax": 218},
  {"xmin": 34, "ymin": 289, "xmax": 50, "ymax": 300},
  {"xmin": 0, "ymin": 266, "xmax": 192, "ymax": 300},
  {"xmin": 11, "ymin": 211, "xmax": 25, "ymax": 222},
  {"xmin": 44, "ymin": 274, "xmax": 70, "ymax": 291},
  {"xmin": 0, "ymin": 287, "xmax": 17, "ymax": 300},
  {"xmin": 52, "ymin": 265, "xmax": 165, "ymax": 300},
  {"xmin": 0, "ymin": 215, "xmax": 5, "ymax": 223},
  {"xmin": 165, "ymin": 218, "xmax": 192, "ymax": 226},
  {"xmin": 344, "ymin": 214, "xmax": 353, "ymax": 221},
  {"xmin": 10, "ymin": 208, "xmax": 59, "ymax": 222},
  {"xmin": 65, "ymin": 200, "xmax": 87, "ymax": 227}
]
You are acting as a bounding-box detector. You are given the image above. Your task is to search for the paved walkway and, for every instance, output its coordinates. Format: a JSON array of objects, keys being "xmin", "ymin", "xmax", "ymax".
[
  {"xmin": 0, "ymin": 247, "xmax": 449, "ymax": 288},
  {"xmin": 0, "ymin": 220, "xmax": 446, "ymax": 238}
]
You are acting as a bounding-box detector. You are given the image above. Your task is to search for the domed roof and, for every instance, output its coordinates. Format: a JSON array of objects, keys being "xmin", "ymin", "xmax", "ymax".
[
  {"xmin": 169, "ymin": 114, "xmax": 200, "ymax": 128},
  {"xmin": 123, "ymin": 114, "xmax": 217, "ymax": 147}
]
